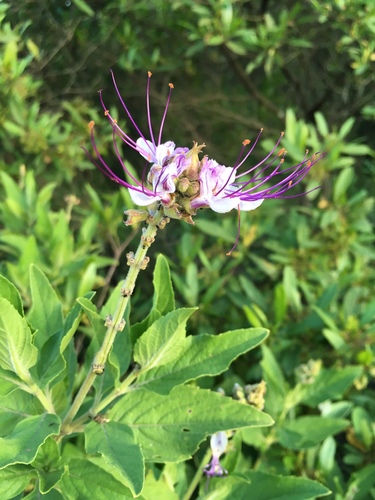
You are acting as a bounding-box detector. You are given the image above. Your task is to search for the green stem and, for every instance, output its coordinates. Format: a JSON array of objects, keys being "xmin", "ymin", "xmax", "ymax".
[
  {"xmin": 61, "ymin": 210, "xmax": 166, "ymax": 434},
  {"xmin": 27, "ymin": 379, "xmax": 56, "ymax": 414},
  {"xmin": 182, "ymin": 447, "xmax": 212, "ymax": 500}
]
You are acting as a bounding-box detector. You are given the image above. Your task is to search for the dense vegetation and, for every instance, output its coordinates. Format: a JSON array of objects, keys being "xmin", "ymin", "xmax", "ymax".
[{"xmin": 0, "ymin": 1, "xmax": 374, "ymax": 498}]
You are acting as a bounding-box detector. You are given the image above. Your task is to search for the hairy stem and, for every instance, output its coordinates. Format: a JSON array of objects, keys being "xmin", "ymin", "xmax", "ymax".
[{"xmin": 60, "ymin": 209, "xmax": 167, "ymax": 434}]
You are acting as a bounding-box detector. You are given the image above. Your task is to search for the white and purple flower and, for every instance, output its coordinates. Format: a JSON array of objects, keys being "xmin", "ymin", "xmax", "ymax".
[
  {"xmin": 204, "ymin": 431, "xmax": 228, "ymax": 478},
  {"xmin": 86, "ymin": 71, "xmax": 323, "ymax": 226}
]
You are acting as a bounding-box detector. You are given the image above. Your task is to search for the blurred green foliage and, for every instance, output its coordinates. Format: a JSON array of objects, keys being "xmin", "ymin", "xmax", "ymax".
[{"xmin": 0, "ymin": 0, "xmax": 374, "ymax": 498}]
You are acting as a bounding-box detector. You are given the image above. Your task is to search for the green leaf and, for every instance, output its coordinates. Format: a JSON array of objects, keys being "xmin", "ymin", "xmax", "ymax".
[
  {"xmin": 0, "ymin": 298, "xmax": 37, "ymax": 380},
  {"xmin": 85, "ymin": 421, "xmax": 144, "ymax": 496},
  {"xmin": 0, "ymin": 389, "xmax": 43, "ymax": 437},
  {"xmin": 261, "ymin": 345, "xmax": 287, "ymax": 418},
  {"xmin": 152, "ymin": 254, "xmax": 175, "ymax": 314},
  {"xmin": 301, "ymin": 366, "xmax": 363, "ymax": 407},
  {"xmin": 31, "ymin": 437, "xmax": 64, "ymax": 493},
  {"xmin": 333, "ymin": 167, "xmax": 355, "ymax": 202},
  {"xmin": 60, "ymin": 459, "xmax": 137, "ymax": 499},
  {"xmin": 205, "ymin": 471, "xmax": 330, "ymax": 499},
  {"xmin": 28, "ymin": 265, "xmax": 64, "ymax": 349},
  {"xmin": 109, "ymin": 385, "xmax": 273, "ymax": 462},
  {"xmin": 136, "ymin": 328, "xmax": 268, "ymax": 394},
  {"xmin": 0, "ymin": 367, "xmax": 23, "ymax": 396},
  {"xmin": 0, "ymin": 465, "xmax": 36, "ymax": 500},
  {"xmin": 134, "ymin": 308, "xmax": 196, "ymax": 372},
  {"xmin": 277, "ymin": 416, "xmax": 349, "ymax": 450},
  {"xmin": 0, "ymin": 413, "xmax": 61, "ymax": 469},
  {"xmin": 72, "ymin": 0, "xmax": 95, "ymax": 16},
  {"xmin": 0, "ymin": 275, "xmax": 23, "ymax": 316}
]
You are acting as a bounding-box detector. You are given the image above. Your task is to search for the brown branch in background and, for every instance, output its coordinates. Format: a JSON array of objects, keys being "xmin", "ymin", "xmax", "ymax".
[
  {"xmin": 95, "ymin": 227, "xmax": 138, "ymax": 310},
  {"xmin": 220, "ymin": 44, "xmax": 285, "ymax": 120}
]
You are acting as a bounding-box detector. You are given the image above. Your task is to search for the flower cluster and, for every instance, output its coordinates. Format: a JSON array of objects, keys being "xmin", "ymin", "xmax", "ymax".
[{"xmin": 86, "ymin": 71, "xmax": 323, "ymax": 228}]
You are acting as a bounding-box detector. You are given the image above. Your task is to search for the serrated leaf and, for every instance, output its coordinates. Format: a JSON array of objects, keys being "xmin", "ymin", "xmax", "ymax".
[
  {"xmin": 134, "ymin": 308, "xmax": 196, "ymax": 371},
  {"xmin": 0, "ymin": 298, "xmax": 37, "ymax": 380},
  {"xmin": 109, "ymin": 385, "xmax": 273, "ymax": 462},
  {"xmin": 205, "ymin": 471, "xmax": 330, "ymax": 499},
  {"xmin": 136, "ymin": 328, "xmax": 268, "ymax": 394},
  {"xmin": 0, "ymin": 413, "xmax": 60, "ymax": 469},
  {"xmin": 277, "ymin": 416, "xmax": 349, "ymax": 450},
  {"xmin": 85, "ymin": 421, "xmax": 144, "ymax": 496},
  {"xmin": 60, "ymin": 459, "xmax": 137, "ymax": 499},
  {"xmin": 28, "ymin": 265, "xmax": 64, "ymax": 349}
]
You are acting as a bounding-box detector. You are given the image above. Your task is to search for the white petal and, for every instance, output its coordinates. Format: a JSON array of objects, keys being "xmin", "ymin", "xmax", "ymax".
[
  {"xmin": 238, "ymin": 198, "xmax": 264, "ymax": 211},
  {"xmin": 136, "ymin": 138, "xmax": 156, "ymax": 163},
  {"xmin": 129, "ymin": 188, "xmax": 160, "ymax": 206}
]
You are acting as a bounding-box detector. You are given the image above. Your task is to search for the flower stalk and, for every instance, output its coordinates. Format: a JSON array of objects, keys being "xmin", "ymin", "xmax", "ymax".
[{"xmin": 61, "ymin": 208, "xmax": 168, "ymax": 434}]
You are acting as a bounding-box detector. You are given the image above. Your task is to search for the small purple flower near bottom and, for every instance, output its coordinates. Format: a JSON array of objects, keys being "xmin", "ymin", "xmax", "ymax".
[{"xmin": 204, "ymin": 431, "xmax": 228, "ymax": 478}]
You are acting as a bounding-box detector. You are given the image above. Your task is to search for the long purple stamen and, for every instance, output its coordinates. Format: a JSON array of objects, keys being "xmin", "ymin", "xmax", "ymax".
[
  {"xmin": 158, "ymin": 83, "xmax": 174, "ymax": 146},
  {"xmin": 146, "ymin": 71, "xmax": 156, "ymax": 148}
]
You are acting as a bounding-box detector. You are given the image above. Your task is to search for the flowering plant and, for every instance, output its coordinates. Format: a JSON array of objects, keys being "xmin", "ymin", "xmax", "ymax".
[{"xmin": 0, "ymin": 72, "xmax": 331, "ymax": 500}]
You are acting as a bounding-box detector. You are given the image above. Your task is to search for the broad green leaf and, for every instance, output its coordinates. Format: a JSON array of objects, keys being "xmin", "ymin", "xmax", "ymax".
[
  {"xmin": 0, "ymin": 298, "xmax": 37, "ymax": 380},
  {"xmin": 60, "ymin": 459, "xmax": 137, "ymax": 499},
  {"xmin": 301, "ymin": 366, "xmax": 363, "ymax": 407},
  {"xmin": 205, "ymin": 471, "xmax": 330, "ymax": 499},
  {"xmin": 134, "ymin": 308, "xmax": 196, "ymax": 372},
  {"xmin": 277, "ymin": 416, "xmax": 349, "ymax": 450},
  {"xmin": 136, "ymin": 328, "xmax": 269, "ymax": 394},
  {"xmin": 32, "ymin": 437, "xmax": 64, "ymax": 493},
  {"xmin": 0, "ymin": 413, "xmax": 61, "ymax": 469},
  {"xmin": 0, "ymin": 464, "xmax": 36, "ymax": 500},
  {"xmin": 0, "ymin": 275, "xmax": 23, "ymax": 316},
  {"xmin": 23, "ymin": 487, "xmax": 64, "ymax": 499},
  {"xmin": 152, "ymin": 254, "xmax": 175, "ymax": 314},
  {"xmin": 109, "ymin": 385, "xmax": 273, "ymax": 462},
  {"xmin": 85, "ymin": 421, "xmax": 144, "ymax": 496},
  {"xmin": 28, "ymin": 265, "xmax": 64, "ymax": 349},
  {"xmin": 0, "ymin": 389, "xmax": 42, "ymax": 437}
]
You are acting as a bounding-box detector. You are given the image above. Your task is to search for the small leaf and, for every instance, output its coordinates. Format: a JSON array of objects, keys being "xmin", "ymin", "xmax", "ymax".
[
  {"xmin": 28, "ymin": 265, "xmax": 64, "ymax": 350},
  {"xmin": 134, "ymin": 308, "xmax": 196, "ymax": 372},
  {"xmin": 85, "ymin": 421, "xmax": 144, "ymax": 496},
  {"xmin": 0, "ymin": 413, "xmax": 61, "ymax": 469},
  {"xmin": 0, "ymin": 275, "xmax": 23, "ymax": 316},
  {"xmin": 0, "ymin": 298, "xmax": 37, "ymax": 380},
  {"xmin": 333, "ymin": 167, "xmax": 355, "ymax": 202},
  {"xmin": 261, "ymin": 345, "xmax": 287, "ymax": 418},
  {"xmin": 277, "ymin": 416, "xmax": 349, "ymax": 450},
  {"xmin": 152, "ymin": 254, "xmax": 175, "ymax": 314},
  {"xmin": 109, "ymin": 385, "xmax": 273, "ymax": 462}
]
